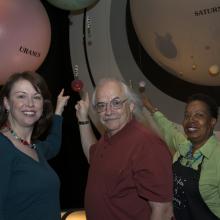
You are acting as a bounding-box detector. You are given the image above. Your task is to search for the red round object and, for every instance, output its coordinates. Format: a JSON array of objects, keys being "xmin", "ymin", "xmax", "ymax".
[{"xmin": 71, "ymin": 79, "xmax": 84, "ymax": 92}]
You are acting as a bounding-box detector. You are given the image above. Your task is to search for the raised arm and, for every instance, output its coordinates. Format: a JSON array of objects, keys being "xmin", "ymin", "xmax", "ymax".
[
  {"xmin": 141, "ymin": 94, "xmax": 159, "ymax": 114},
  {"xmin": 141, "ymin": 93, "xmax": 187, "ymax": 153},
  {"xmin": 75, "ymin": 92, "xmax": 97, "ymax": 161},
  {"xmin": 54, "ymin": 89, "xmax": 70, "ymax": 116},
  {"xmin": 39, "ymin": 89, "xmax": 70, "ymax": 158}
]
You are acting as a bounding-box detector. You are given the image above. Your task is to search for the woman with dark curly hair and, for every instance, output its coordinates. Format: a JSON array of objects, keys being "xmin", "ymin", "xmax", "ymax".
[{"xmin": 0, "ymin": 71, "xmax": 69, "ymax": 220}]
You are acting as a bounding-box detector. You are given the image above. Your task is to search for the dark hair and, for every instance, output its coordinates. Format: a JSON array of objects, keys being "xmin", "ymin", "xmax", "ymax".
[
  {"xmin": 0, "ymin": 71, "xmax": 53, "ymax": 139},
  {"xmin": 187, "ymin": 93, "xmax": 218, "ymax": 120}
]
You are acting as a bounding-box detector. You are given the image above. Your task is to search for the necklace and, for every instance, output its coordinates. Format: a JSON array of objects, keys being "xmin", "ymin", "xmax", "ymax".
[
  {"xmin": 185, "ymin": 144, "xmax": 203, "ymax": 168},
  {"xmin": 185, "ymin": 153, "xmax": 203, "ymax": 168},
  {"xmin": 6, "ymin": 125, "xmax": 37, "ymax": 150}
]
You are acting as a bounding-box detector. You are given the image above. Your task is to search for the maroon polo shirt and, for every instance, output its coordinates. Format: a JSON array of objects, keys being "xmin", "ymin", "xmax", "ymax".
[{"xmin": 85, "ymin": 118, "xmax": 173, "ymax": 220}]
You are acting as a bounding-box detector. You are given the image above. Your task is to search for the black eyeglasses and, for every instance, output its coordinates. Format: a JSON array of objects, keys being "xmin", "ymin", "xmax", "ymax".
[{"xmin": 95, "ymin": 98, "xmax": 128, "ymax": 113}]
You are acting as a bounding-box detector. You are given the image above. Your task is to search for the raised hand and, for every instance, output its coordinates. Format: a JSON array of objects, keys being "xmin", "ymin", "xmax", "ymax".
[
  {"xmin": 55, "ymin": 89, "xmax": 70, "ymax": 115},
  {"xmin": 75, "ymin": 92, "xmax": 90, "ymax": 121}
]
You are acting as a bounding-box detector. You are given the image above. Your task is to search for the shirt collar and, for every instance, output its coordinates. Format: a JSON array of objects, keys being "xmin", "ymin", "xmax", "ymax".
[
  {"xmin": 179, "ymin": 135, "xmax": 218, "ymax": 159},
  {"xmin": 198, "ymin": 135, "xmax": 218, "ymax": 158},
  {"xmin": 179, "ymin": 135, "xmax": 218, "ymax": 158},
  {"xmin": 103, "ymin": 118, "xmax": 136, "ymax": 144}
]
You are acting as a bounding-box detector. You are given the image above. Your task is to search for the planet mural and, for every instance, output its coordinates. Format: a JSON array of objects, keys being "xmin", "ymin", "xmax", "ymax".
[
  {"xmin": 0, "ymin": 0, "xmax": 51, "ymax": 85},
  {"xmin": 130, "ymin": 0, "xmax": 220, "ymax": 86}
]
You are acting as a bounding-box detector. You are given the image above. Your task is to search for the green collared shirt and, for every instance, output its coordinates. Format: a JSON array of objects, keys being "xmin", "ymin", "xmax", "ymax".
[{"xmin": 153, "ymin": 111, "xmax": 220, "ymax": 217}]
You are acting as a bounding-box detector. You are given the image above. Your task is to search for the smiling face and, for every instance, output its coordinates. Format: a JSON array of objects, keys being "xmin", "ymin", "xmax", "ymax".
[
  {"xmin": 95, "ymin": 80, "xmax": 134, "ymax": 137},
  {"xmin": 4, "ymin": 79, "xmax": 43, "ymax": 129},
  {"xmin": 182, "ymin": 100, "xmax": 216, "ymax": 148}
]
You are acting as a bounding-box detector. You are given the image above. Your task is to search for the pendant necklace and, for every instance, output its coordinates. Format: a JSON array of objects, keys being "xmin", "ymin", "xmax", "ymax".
[{"xmin": 6, "ymin": 125, "xmax": 37, "ymax": 150}]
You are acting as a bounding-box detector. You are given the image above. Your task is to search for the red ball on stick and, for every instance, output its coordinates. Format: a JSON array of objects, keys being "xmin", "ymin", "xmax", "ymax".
[{"xmin": 71, "ymin": 79, "xmax": 84, "ymax": 92}]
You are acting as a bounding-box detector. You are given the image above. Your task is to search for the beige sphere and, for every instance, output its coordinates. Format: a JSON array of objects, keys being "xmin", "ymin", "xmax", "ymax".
[
  {"xmin": 130, "ymin": 0, "xmax": 220, "ymax": 86},
  {"xmin": 209, "ymin": 64, "xmax": 219, "ymax": 75}
]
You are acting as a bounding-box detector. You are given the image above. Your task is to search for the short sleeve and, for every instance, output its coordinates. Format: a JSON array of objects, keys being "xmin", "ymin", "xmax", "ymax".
[{"xmin": 132, "ymin": 135, "xmax": 173, "ymax": 202}]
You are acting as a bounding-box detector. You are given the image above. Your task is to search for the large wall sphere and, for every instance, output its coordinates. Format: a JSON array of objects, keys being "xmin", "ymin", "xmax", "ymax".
[
  {"xmin": 46, "ymin": 0, "xmax": 99, "ymax": 11},
  {"xmin": 130, "ymin": 0, "xmax": 220, "ymax": 86},
  {"xmin": 0, "ymin": 0, "xmax": 51, "ymax": 85}
]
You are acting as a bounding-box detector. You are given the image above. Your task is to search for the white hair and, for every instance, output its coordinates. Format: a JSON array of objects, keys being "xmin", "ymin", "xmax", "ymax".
[{"xmin": 91, "ymin": 77, "xmax": 143, "ymax": 118}]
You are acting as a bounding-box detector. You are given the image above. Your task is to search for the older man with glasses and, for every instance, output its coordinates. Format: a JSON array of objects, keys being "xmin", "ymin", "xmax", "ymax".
[{"xmin": 75, "ymin": 78, "xmax": 174, "ymax": 220}]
